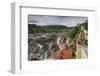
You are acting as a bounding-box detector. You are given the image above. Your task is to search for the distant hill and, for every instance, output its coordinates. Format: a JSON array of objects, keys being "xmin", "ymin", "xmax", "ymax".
[
  {"xmin": 28, "ymin": 24, "xmax": 70, "ymax": 33},
  {"xmin": 28, "ymin": 20, "xmax": 88, "ymax": 39}
]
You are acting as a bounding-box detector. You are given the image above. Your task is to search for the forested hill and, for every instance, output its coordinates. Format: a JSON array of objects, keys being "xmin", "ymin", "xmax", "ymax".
[
  {"xmin": 28, "ymin": 24, "xmax": 69, "ymax": 33},
  {"xmin": 28, "ymin": 20, "xmax": 88, "ymax": 38}
]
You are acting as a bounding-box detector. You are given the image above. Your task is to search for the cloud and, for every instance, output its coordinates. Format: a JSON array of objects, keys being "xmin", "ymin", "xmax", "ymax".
[{"xmin": 28, "ymin": 15, "xmax": 87, "ymax": 27}]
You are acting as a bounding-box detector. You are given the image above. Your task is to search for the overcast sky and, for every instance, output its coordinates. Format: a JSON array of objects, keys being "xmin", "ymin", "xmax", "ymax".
[{"xmin": 28, "ymin": 15, "xmax": 88, "ymax": 27}]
